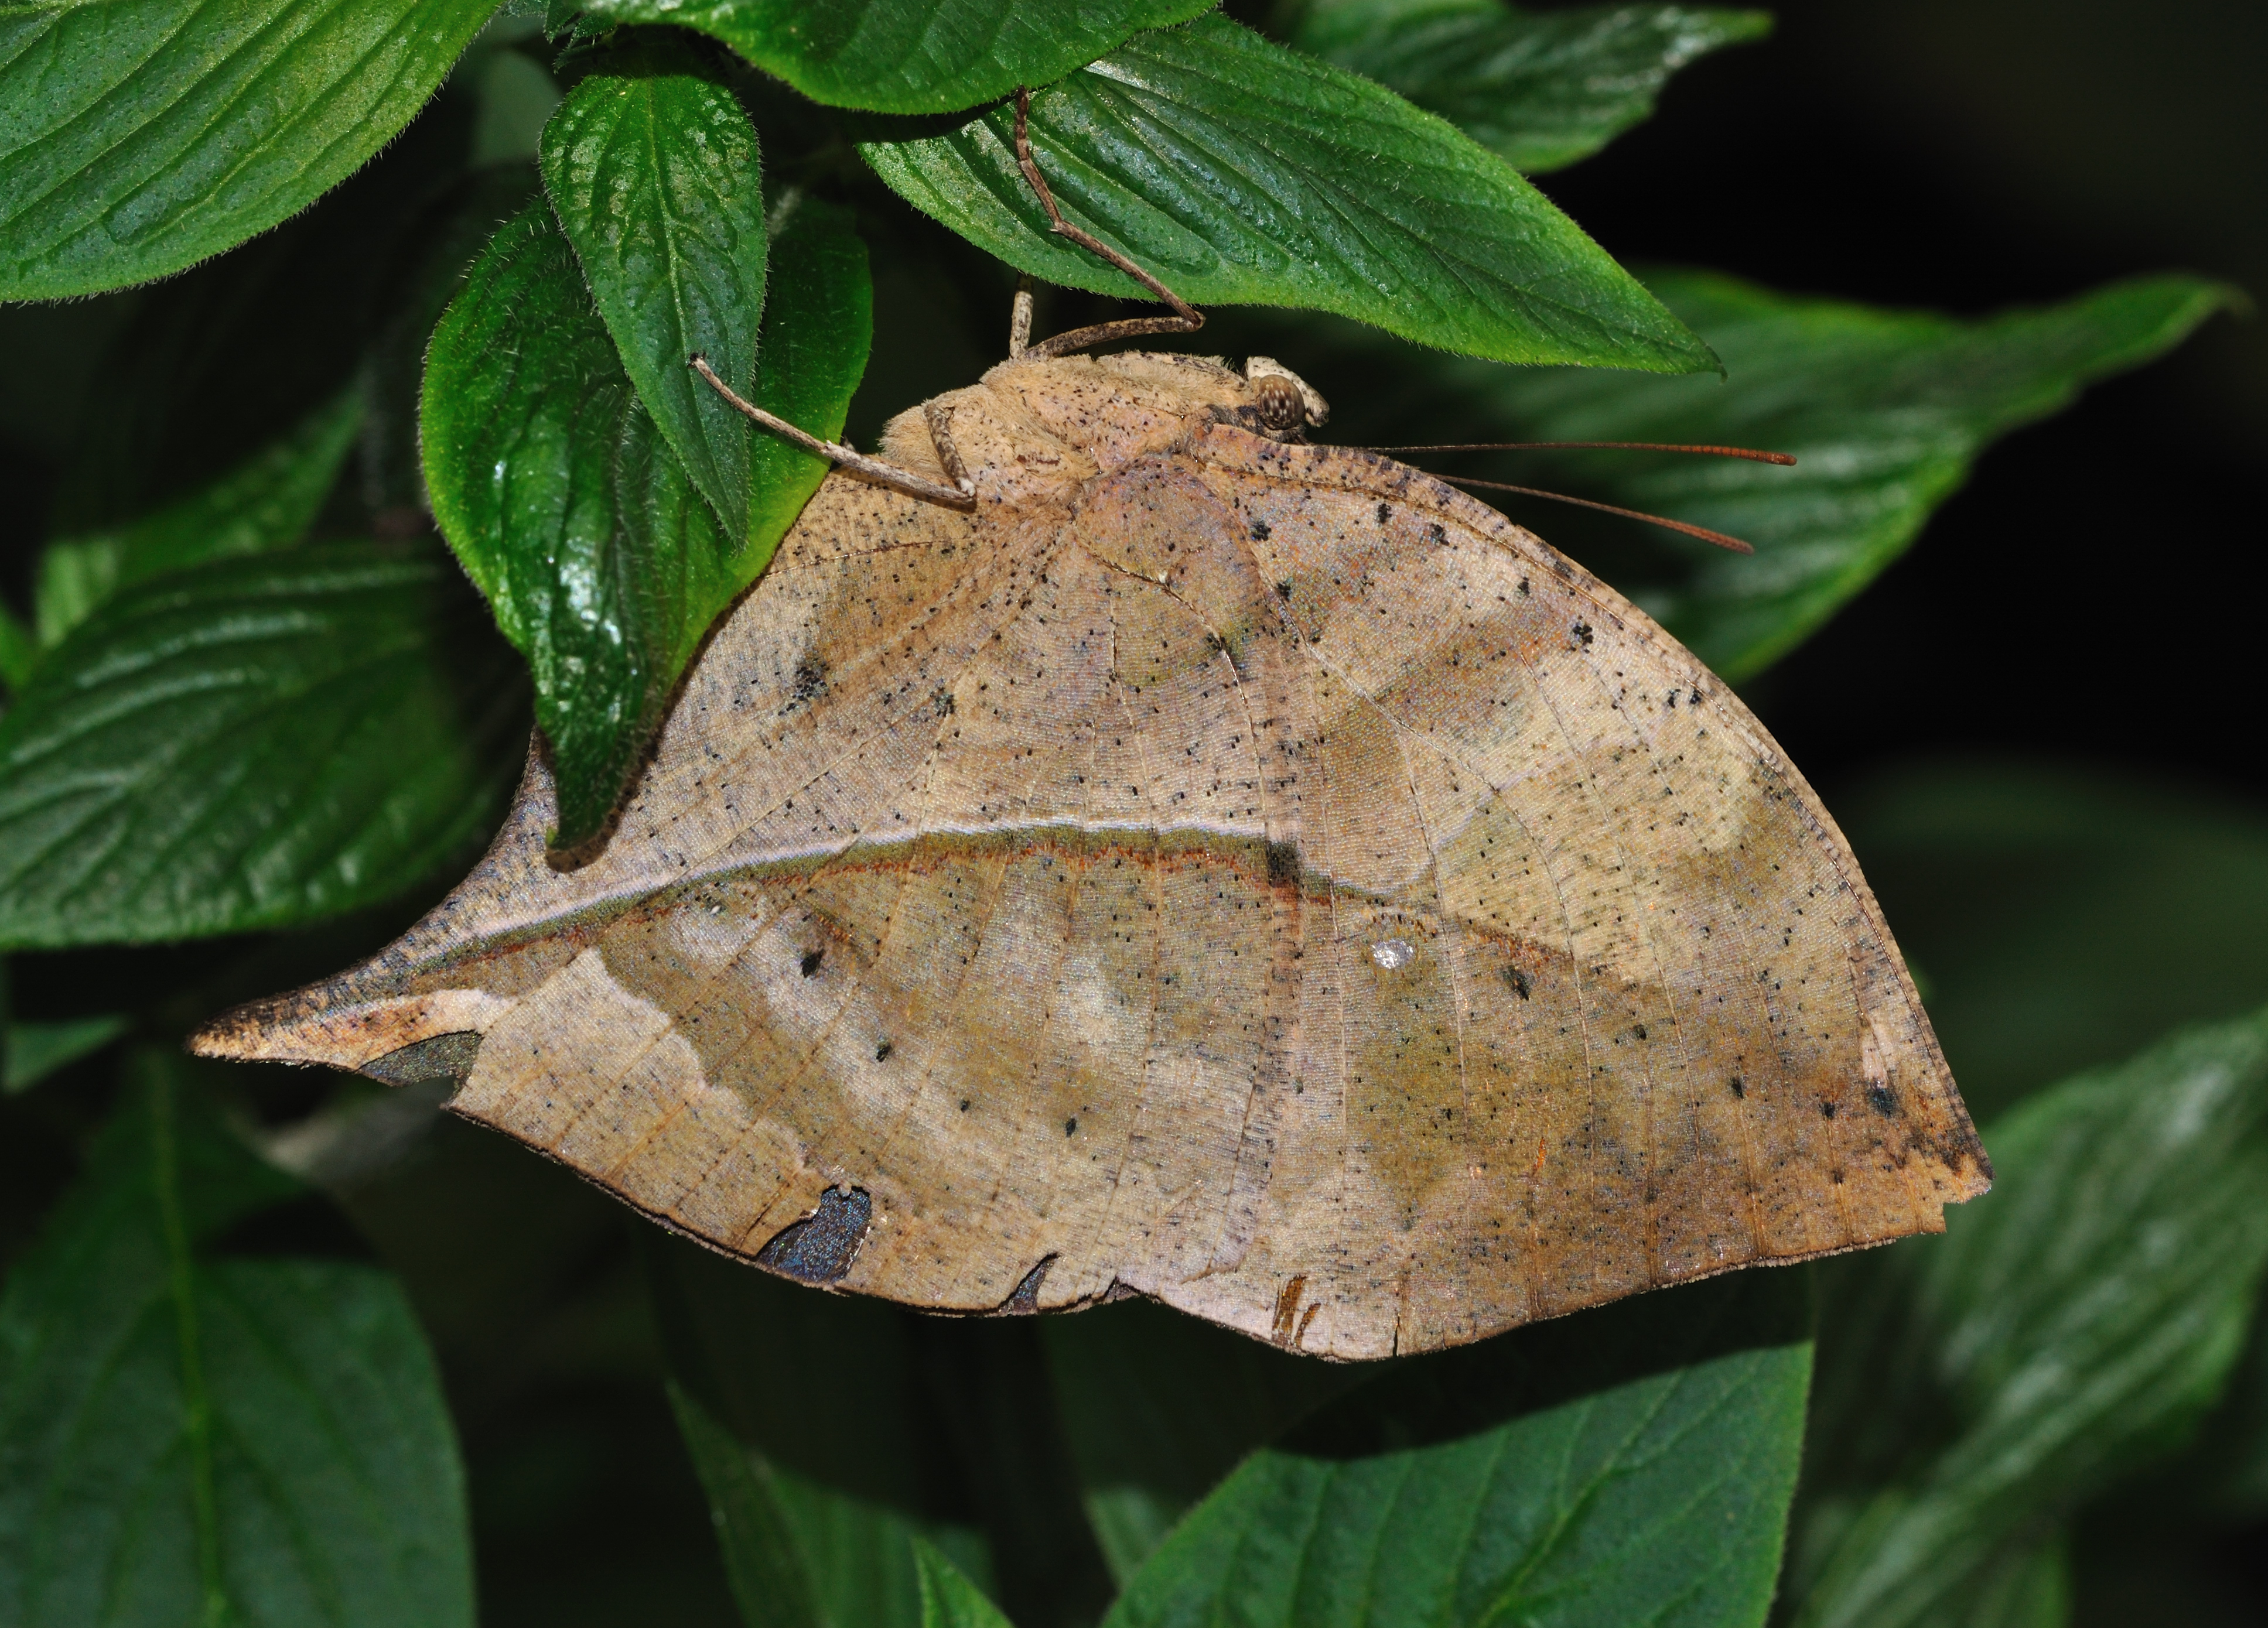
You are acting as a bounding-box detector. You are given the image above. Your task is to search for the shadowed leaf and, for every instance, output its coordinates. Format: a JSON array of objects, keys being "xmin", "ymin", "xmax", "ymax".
[
  {"xmin": 0, "ymin": 543, "xmax": 522, "ymax": 949},
  {"xmin": 1294, "ymin": 0, "xmax": 1772, "ymax": 173},
  {"xmin": 861, "ymin": 15, "xmax": 1713, "ymax": 371},
  {"xmin": 0, "ymin": 1054, "xmax": 471, "ymax": 1626},
  {"xmin": 1788, "ymin": 1008, "xmax": 2268, "ymax": 1628}
]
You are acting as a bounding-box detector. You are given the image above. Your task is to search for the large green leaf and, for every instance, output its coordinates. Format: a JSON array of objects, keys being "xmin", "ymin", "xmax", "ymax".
[
  {"xmin": 915, "ymin": 1542, "xmax": 1015, "ymax": 1628},
  {"xmin": 1105, "ymin": 1271, "xmax": 1810, "ymax": 1628},
  {"xmin": 572, "ymin": 0, "xmax": 1214, "ymax": 114},
  {"xmin": 541, "ymin": 32, "xmax": 766, "ymax": 542},
  {"xmin": 861, "ymin": 14, "xmax": 1712, "ymax": 372},
  {"xmin": 1266, "ymin": 271, "xmax": 2232, "ymax": 679},
  {"xmin": 1293, "ymin": 0, "xmax": 1771, "ymax": 173},
  {"xmin": 0, "ymin": 0, "xmax": 496, "ymax": 299},
  {"xmin": 0, "ymin": 543, "xmax": 522, "ymax": 950},
  {"xmin": 0, "ymin": 1055, "xmax": 472, "ymax": 1627},
  {"xmin": 1787, "ymin": 1009, "xmax": 2268, "ymax": 1628},
  {"xmin": 32, "ymin": 388, "xmax": 361, "ymax": 651},
  {"xmin": 422, "ymin": 192, "xmax": 869, "ymax": 849}
]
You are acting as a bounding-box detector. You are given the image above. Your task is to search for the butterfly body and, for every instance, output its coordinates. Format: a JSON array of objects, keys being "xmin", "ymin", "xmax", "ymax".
[{"xmin": 195, "ymin": 351, "xmax": 1988, "ymax": 1359}]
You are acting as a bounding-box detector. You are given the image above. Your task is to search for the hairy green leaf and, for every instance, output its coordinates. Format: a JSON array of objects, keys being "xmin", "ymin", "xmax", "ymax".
[
  {"xmin": 33, "ymin": 388, "xmax": 361, "ymax": 651},
  {"xmin": 861, "ymin": 14, "xmax": 1712, "ymax": 371},
  {"xmin": 648, "ymin": 1235, "xmax": 992, "ymax": 1628},
  {"xmin": 916, "ymin": 1541, "xmax": 1014, "ymax": 1628},
  {"xmin": 573, "ymin": 0, "xmax": 1214, "ymax": 114},
  {"xmin": 1275, "ymin": 271, "xmax": 2233, "ymax": 678},
  {"xmin": 1294, "ymin": 0, "xmax": 1771, "ymax": 173},
  {"xmin": 2, "ymin": 1014, "xmax": 130, "ymax": 1095},
  {"xmin": 0, "ymin": 0, "xmax": 496, "ymax": 299},
  {"xmin": 0, "ymin": 543, "xmax": 523, "ymax": 950},
  {"xmin": 423, "ymin": 194, "xmax": 867, "ymax": 848},
  {"xmin": 0, "ymin": 1055, "xmax": 472, "ymax": 1627},
  {"xmin": 1106, "ymin": 1271, "xmax": 1809, "ymax": 1628},
  {"xmin": 1789, "ymin": 1010, "xmax": 2268, "ymax": 1628},
  {"xmin": 542, "ymin": 33, "xmax": 766, "ymax": 542}
]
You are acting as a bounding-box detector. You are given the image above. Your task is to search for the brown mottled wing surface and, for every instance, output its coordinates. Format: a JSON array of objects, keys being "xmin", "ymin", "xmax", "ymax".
[{"xmin": 194, "ymin": 364, "xmax": 1985, "ymax": 1360}]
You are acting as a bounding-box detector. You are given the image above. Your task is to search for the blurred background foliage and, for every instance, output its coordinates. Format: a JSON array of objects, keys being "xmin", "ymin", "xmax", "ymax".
[{"xmin": 1, "ymin": 1, "xmax": 2264, "ymax": 1625}]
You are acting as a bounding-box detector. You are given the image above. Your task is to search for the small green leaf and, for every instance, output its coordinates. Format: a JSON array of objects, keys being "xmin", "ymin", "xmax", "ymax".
[
  {"xmin": 0, "ymin": 0, "xmax": 497, "ymax": 299},
  {"xmin": 572, "ymin": 0, "xmax": 1214, "ymax": 114},
  {"xmin": 861, "ymin": 14, "xmax": 1713, "ymax": 372},
  {"xmin": 647, "ymin": 1233, "xmax": 992, "ymax": 1628},
  {"xmin": 3, "ymin": 1014, "xmax": 131, "ymax": 1095},
  {"xmin": 1789, "ymin": 1009, "xmax": 2268, "ymax": 1628},
  {"xmin": 1289, "ymin": 271, "xmax": 2234, "ymax": 678},
  {"xmin": 423, "ymin": 194, "xmax": 867, "ymax": 848},
  {"xmin": 1105, "ymin": 1271, "xmax": 1810, "ymax": 1628},
  {"xmin": 32, "ymin": 388, "xmax": 362, "ymax": 651},
  {"xmin": 915, "ymin": 1540, "xmax": 1015, "ymax": 1628},
  {"xmin": 0, "ymin": 1054, "xmax": 473, "ymax": 1626},
  {"xmin": 1294, "ymin": 0, "xmax": 1771, "ymax": 173},
  {"xmin": 0, "ymin": 543, "xmax": 523, "ymax": 950},
  {"xmin": 541, "ymin": 32, "xmax": 767, "ymax": 542}
]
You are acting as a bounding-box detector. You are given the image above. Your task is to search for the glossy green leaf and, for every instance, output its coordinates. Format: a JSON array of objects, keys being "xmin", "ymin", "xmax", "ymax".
[
  {"xmin": 1106, "ymin": 1271, "xmax": 1810, "ymax": 1628},
  {"xmin": 0, "ymin": 543, "xmax": 523, "ymax": 950},
  {"xmin": 423, "ymin": 193, "xmax": 868, "ymax": 848},
  {"xmin": 1294, "ymin": 0, "xmax": 1771, "ymax": 173},
  {"xmin": 1835, "ymin": 760, "xmax": 2268, "ymax": 1124},
  {"xmin": 916, "ymin": 1541, "xmax": 1015, "ymax": 1628},
  {"xmin": 572, "ymin": 0, "xmax": 1214, "ymax": 114},
  {"xmin": 541, "ymin": 33, "xmax": 766, "ymax": 542},
  {"xmin": 32, "ymin": 388, "xmax": 361, "ymax": 651},
  {"xmin": 1788, "ymin": 1010, "xmax": 2268, "ymax": 1628},
  {"xmin": 1043, "ymin": 1299, "xmax": 1366, "ymax": 1586},
  {"xmin": 648, "ymin": 1234, "xmax": 992, "ymax": 1628},
  {"xmin": 861, "ymin": 14, "xmax": 1713, "ymax": 372},
  {"xmin": 1277, "ymin": 271, "xmax": 2233, "ymax": 679},
  {"xmin": 0, "ymin": 0, "xmax": 496, "ymax": 299},
  {"xmin": 2, "ymin": 1014, "xmax": 130, "ymax": 1095},
  {"xmin": 0, "ymin": 1054, "xmax": 472, "ymax": 1626}
]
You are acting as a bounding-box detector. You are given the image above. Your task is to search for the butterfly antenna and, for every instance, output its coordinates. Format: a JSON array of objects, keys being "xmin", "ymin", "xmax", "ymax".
[
  {"xmin": 1439, "ymin": 476, "xmax": 1758, "ymax": 554},
  {"xmin": 1367, "ymin": 440, "xmax": 1795, "ymax": 465}
]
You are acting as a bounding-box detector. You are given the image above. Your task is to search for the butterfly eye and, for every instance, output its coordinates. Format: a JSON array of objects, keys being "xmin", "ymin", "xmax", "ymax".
[{"xmin": 1250, "ymin": 373, "xmax": 1306, "ymax": 433}]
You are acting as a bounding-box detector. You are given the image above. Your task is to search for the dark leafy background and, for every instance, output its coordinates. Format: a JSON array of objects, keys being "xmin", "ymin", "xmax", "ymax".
[{"xmin": 1, "ymin": 1, "xmax": 2264, "ymax": 1626}]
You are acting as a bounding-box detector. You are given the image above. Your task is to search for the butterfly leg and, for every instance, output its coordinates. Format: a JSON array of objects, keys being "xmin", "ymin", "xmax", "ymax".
[
  {"xmin": 1009, "ymin": 86, "xmax": 1204, "ymax": 360},
  {"xmin": 689, "ymin": 355, "xmax": 977, "ymax": 513}
]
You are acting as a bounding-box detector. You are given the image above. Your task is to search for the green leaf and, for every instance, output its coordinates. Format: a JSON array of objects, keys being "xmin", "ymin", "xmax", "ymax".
[
  {"xmin": 0, "ymin": 604, "xmax": 30, "ymax": 696},
  {"xmin": 0, "ymin": 1054, "xmax": 472, "ymax": 1626},
  {"xmin": 423, "ymin": 193, "xmax": 868, "ymax": 849},
  {"xmin": 1043, "ymin": 1299, "xmax": 1367, "ymax": 1586},
  {"xmin": 860, "ymin": 14, "xmax": 1713, "ymax": 372},
  {"xmin": 32, "ymin": 388, "xmax": 362, "ymax": 651},
  {"xmin": 541, "ymin": 32, "xmax": 766, "ymax": 542},
  {"xmin": 1835, "ymin": 761, "xmax": 2268, "ymax": 1124},
  {"xmin": 647, "ymin": 1234, "xmax": 992, "ymax": 1628},
  {"xmin": 572, "ymin": 0, "xmax": 1215, "ymax": 114},
  {"xmin": 0, "ymin": 0, "xmax": 497, "ymax": 299},
  {"xmin": 1788, "ymin": 1009, "xmax": 2268, "ymax": 1628},
  {"xmin": 916, "ymin": 1540, "xmax": 1015, "ymax": 1628},
  {"xmin": 1293, "ymin": 0, "xmax": 1771, "ymax": 173},
  {"xmin": 0, "ymin": 542, "xmax": 524, "ymax": 950},
  {"xmin": 1105, "ymin": 1271, "xmax": 1811, "ymax": 1628},
  {"xmin": 3, "ymin": 1014, "xmax": 131, "ymax": 1095},
  {"xmin": 1280, "ymin": 271, "xmax": 2234, "ymax": 679}
]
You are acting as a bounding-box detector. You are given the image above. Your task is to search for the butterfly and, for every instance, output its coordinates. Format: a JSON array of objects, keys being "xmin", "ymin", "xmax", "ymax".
[{"xmin": 196, "ymin": 94, "xmax": 1987, "ymax": 1360}]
